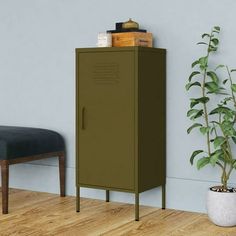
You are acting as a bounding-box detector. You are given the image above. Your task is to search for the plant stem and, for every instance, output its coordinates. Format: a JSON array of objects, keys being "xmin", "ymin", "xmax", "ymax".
[
  {"xmin": 221, "ymin": 160, "xmax": 227, "ymax": 189},
  {"xmin": 226, "ymin": 165, "xmax": 234, "ymax": 182},
  {"xmin": 212, "ymin": 121, "xmax": 225, "ymax": 171},
  {"xmin": 224, "ymin": 66, "xmax": 236, "ymax": 187},
  {"xmin": 226, "ymin": 138, "xmax": 233, "ymax": 161},
  {"xmin": 202, "ymin": 32, "xmax": 213, "ymax": 156},
  {"xmin": 218, "ymin": 118, "xmax": 233, "ymax": 189},
  {"xmin": 220, "ymin": 123, "xmax": 233, "ymax": 162},
  {"xmin": 212, "ymin": 122, "xmax": 218, "ymax": 137},
  {"xmin": 216, "ymin": 162, "xmax": 224, "ymax": 170}
]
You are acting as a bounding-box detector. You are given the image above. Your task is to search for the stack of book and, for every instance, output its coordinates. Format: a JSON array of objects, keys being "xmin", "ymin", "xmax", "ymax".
[{"xmin": 107, "ymin": 21, "xmax": 153, "ymax": 47}]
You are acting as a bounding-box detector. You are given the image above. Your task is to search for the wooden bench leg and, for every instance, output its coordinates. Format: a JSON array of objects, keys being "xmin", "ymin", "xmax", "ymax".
[
  {"xmin": 1, "ymin": 160, "xmax": 9, "ymax": 214},
  {"xmin": 58, "ymin": 153, "xmax": 65, "ymax": 197}
]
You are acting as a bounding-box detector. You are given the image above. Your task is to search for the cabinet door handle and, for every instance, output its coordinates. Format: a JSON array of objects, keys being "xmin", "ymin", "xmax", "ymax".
[{"xmin": 81, "ymin": 107, "xmax": 86, "ymax": 130}]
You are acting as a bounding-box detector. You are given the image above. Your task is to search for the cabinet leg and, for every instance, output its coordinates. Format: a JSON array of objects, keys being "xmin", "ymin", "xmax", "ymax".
[
  {"xmin": 135, "ymin": 193, "xmax": 139, "ymax": 221},
  {"xmin": 162, "ymin": 184, "xmax": 166, "ymax": 210},
  {"xmin": 76, "ymin": 186, "xmax": 80, "ymax": 212},
  {"xmin": 106, "ymin": 190, "xmax": 110, "ymax": 202}
]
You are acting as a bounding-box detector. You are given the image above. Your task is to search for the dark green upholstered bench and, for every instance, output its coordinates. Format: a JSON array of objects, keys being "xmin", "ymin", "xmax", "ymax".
[{"xmin": 0, "ymin": 126, "xmax": 66, "ymax": 214}]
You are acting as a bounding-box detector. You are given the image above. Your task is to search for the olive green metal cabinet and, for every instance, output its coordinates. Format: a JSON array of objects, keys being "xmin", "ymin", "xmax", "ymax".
[{"xmin": 75, "ymin": 47, "xmax": 166, "ymax": 221}]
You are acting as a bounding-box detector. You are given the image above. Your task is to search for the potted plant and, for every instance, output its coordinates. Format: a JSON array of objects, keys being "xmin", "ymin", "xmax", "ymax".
[{"xmin": 186, "ymin": 26, "xmax": 236, "ymax": 227}]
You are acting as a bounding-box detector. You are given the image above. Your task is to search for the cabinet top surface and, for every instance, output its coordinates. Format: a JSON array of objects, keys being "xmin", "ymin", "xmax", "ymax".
[{"xmin": 75, "ymin": 46, "xmax": 166, "ymax": 53}]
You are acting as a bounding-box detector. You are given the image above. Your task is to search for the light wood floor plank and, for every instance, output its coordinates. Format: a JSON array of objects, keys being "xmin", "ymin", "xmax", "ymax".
[
  {"xmin": 0, "ymin": 188, "xmax": 236, "ymax": 236},
  {"xmin": 101, "ymin": 209, "xmax": 201, "ymax": 236}
]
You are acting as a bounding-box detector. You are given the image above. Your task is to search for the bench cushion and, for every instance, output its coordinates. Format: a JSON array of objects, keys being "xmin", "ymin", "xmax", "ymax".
[{"xmin": 0, "ymin": 126, "xmax": 65, "ymax": 160}]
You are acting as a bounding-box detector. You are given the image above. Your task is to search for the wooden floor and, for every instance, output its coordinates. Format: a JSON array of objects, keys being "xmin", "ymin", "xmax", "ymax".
[{"xmin": 0, "ymin": 188, "xmax": 236, "ymax": 236}]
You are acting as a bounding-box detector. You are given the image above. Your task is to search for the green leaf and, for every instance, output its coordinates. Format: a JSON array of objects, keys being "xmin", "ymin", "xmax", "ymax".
[
  {"xmin": 190, "ymin": 150, "xmax": 204, "ymax": 165},
  {"xmin": 200, "ymin": 126, "xmax": 211, "ymax": 135},
  {"xmin": 188, "ymin": 71, "xmax": 201, "ymax": 81},
  {"xmin": 221, "ymin": 97, "xmax": 232, "ymax": 105},
  {"xmin": 209, "ymin": 106, "xmax": 232, "ymax": 115},
  {"xmin": 197, "ymin": 97, "xmax": 210, "ymax": 103},
  {"xmin": 232, "ymin": 136, "xmax": 236, "ymax": 144},
  {"xmin": 214, "ymin": 91, "xmax": 228, "ymax": 95},
  {"xmin": 233, "ymin": 160, "xmax": 236, "ymax": 169},
  {"xmin": 190, "ymin": 97, "xmax": 209, "ymax": 108},
  {"xmin": 205, "ymin": 82, "xmax": 219, "ymax": 93},
  {"xmin": 231, "ymin": 84, "xmax": 236, "ymax": 92},
  {"xmin": 214, "ymin": 26, "xmax": 220, "ymax": 31},
  {"xmin": 191, "ymin": 110, "xmax": 204, "ymax": 120},
  {"xmin": 202, "ymin": 33, "xmax": 210, "ymax": 39},
  {"xmin": 209, "ymin": 107, "xmax": 219, "ymax": 115},
  {"xmin": 192, "ymin": 60, "xmax": 199, "ymax": 68},
  {"xmin": 199, "ymin": 57, "xmax": 208, "ymax": 70},
  {"xmin": 231, "ymin": 69, "xmax": 236, "ymax": 73},
  {"xmin": 187, "ymin": 123, "xmax": 202, "ymax": 134},
  {"xmin": 210, "ymin": 121, "xmax": 220, "ymax": 125},
  {"xmin": 223, "ymin": 79, "xmax": 228, "ymax": 85},
  {"xmin": 221, "ymin": 120, "xmax": 236, "ymax": 136},
  {"xmin": 215, "ymin": 65, "xmax": 225, "ymax": 70},
  {"xmin": 187, "ymin": 109, "xmax": 204, "ymax": 120},
  {"xmin": 210, "ymin": 150, "xmax": 223, "ymax": 167},
  {"xmin": 197, "ymin": 42, "xmax": 208, "ymax": 45},
  {"xmin": 187, "ymin": 109, "xmax": 199, "ymax": 117},
  {"xmin": 185, "ymin": 83, "xmax": 191, "ymax": 91},
  {"xmin": 197, "ymin": 157, "xmax": 210, "ymax": 170},
  {"xmin": 208, "ymin": 45, "xmax": 218, "ymax": 52},
  {"xmin": 207, "ymin": 71, "xmax": 219, "ymax": 83},
  {"xmin": 190, "ymin": 99, "xmax": 199, "ymax": 108},
  {"xmin": 213, "ymin": 136, "xmax": 226, "ymax": 148},
  {"xmin": 211, "ymin": 38, "xmax": 219, "ymax": 46},
  {"xmin": 185, "ymin": 82, "xmax": 201, "ymax": 91}
]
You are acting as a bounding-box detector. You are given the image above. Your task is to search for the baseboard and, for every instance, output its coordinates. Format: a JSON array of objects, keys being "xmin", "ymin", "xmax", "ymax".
[{"xmin": 1, "ymin": 163, "xmax": 232, "ymax": 213}]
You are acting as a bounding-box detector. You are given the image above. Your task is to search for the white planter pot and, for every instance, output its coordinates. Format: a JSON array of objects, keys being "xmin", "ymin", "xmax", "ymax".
[{"xmin": 206, "ymin": 188, "xmax": 236, "ymax": 227}]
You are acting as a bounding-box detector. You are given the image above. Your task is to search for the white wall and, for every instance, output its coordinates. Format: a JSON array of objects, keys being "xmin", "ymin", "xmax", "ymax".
[{"xmin": 1, "ymin": 0, "xmax": 236, "ymax": 213}]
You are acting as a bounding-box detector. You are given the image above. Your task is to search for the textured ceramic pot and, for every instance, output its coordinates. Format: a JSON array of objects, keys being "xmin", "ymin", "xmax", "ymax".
[{"xmin": 206, "ymin": 188, "xmax": 236, "ymax": 227}]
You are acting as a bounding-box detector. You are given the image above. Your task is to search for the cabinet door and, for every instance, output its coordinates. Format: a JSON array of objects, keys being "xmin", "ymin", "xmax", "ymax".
[{"xmin": 77, "ymin": 51, "xmax": 135, "ymax": 190}]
